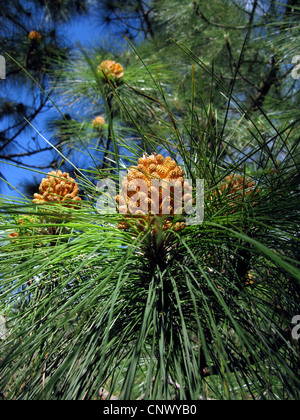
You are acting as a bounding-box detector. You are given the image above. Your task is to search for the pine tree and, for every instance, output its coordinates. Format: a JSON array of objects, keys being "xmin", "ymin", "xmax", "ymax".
[{"xmin": 0, "ymin": 0, "xmax": 299, "ymax": 400}]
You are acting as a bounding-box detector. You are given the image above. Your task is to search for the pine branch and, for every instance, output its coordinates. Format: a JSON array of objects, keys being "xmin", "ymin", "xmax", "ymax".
[
  {"xmin": 193, "ymin": 0, "xmax": 261, "ymax": 30},
  {"xmin": 0, "ymin": 95, "xmax": 49, "ymax": 153},
  {"xmin": 136, "ymin": 0, "xmax": 155, "ymax": 38},
  {"xmin": 250, "ymin": 56, "xmax": 280, "ymax": 111},
  {"xmin": 0, "ymin": 146, "xmax": 52, "ymax": 160}
]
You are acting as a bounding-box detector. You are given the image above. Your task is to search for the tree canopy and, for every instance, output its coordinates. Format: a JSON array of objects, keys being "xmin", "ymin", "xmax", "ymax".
[{"xmin": 0, "ymin": 0, "xmax": 299, "ymax": 401}]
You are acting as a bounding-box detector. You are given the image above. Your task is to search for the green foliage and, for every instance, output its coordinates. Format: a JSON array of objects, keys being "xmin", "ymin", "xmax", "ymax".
[{"xmin": 0, "ymin": 0, "xmax": 299, "ymax": 400}]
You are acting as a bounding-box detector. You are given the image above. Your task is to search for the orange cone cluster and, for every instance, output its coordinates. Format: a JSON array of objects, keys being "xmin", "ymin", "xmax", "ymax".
[
  {"xmin": 8, "ymin": 215, "xmax": 43, "ymax": 246},
  {"xmin": 219, "ymin": 174, "xmax": 257, "ymax": 199},
  {"xmin": 92, "ymin": 116, "xmax": 106, "ymax": 130},
  {"xmin": 214, "ymin": 174, "xmax": 259, "ymax": 211},
  {"xmin": 116, "ymin": 153, "xmax": 193, "ymax": 232},
  {"xmin": 98, "ymin": 60, "xmax": 124, "ymax": 81},
  {"xmin": 28, "ymin": 31, "xmax": 42, "ymax": 42},
  {"xmin": 33, "ymin": 170, "xmax": 81, "ymax": 206}
]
